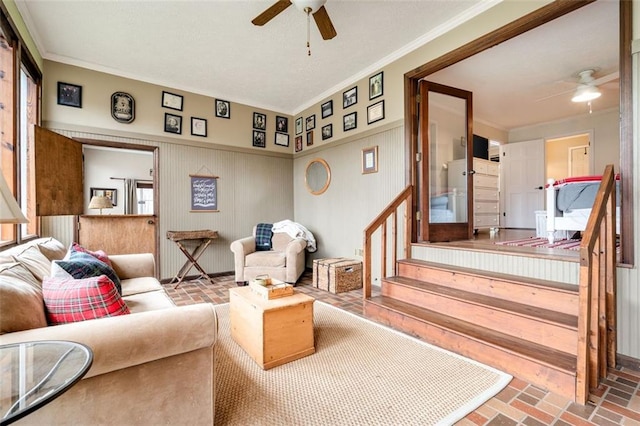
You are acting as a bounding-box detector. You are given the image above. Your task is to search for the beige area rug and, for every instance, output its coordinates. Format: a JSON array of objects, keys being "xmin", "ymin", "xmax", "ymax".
[{"xmin": 213, "ymin": 302, "xmax": 511, "ymax": 425}]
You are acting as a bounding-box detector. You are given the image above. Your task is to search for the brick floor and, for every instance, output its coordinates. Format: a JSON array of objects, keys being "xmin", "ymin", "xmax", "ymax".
[{"xmin": 164, "ymin": 271, "xmax": 640, "ymax": 425}]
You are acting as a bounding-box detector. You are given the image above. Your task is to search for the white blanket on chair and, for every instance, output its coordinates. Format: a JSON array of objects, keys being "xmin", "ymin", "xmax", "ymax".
[{"xmin": 272, "ymin": 220, "xmax": 317, "ymax": 252}]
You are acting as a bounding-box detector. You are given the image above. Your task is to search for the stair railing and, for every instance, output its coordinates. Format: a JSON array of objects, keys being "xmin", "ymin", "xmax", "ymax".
[
  {"xmin": 575, "ymin": 164, "xmax": 617, "ymax": 405},
  {"xmin": 362, "ymin": 185, "xmax": 413, "ymax": 299}
]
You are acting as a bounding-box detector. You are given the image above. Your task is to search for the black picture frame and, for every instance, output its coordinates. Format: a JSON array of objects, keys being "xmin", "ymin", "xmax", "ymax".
[
  {"xmin": 343, "ymin": 112, "xmax": 357, "ymax": 132},
  {"xmin": 305, "ymin": 115, "xmax": 316, "ymax": 131},
  {"xmin": 369, "ymin": 71, "xmax": 384, "ymax": 100},
  {"xmin": 90, "ymin": 187, "xmax": 117, "ymax": 207},
  {"xmin": 321, "ymin": 123, "xmax": 333, "ymax": 140},
  {"xmin": 162, "ymin": 91, "xmax": 183, "ymax": 111},
  {"xmin": 321, "ymin": 100, "xmax": 333, "ymax": 119},
  {"xmin": 367, "ymin": 100, "xmax": 385, "ymax": 124},
  {"xmin": 276, "ymin": 116, "xmax": 288, "ymax": 132},
  {"xmin": 215, "ymin": 99, "xmax": 231, "ymax": 119},
  {"xmin": 275, "ymin": 132, "xmax": 289, "ymax": 147},
  {"xmin": 111, "ymin": 92, "xmax": 135, "ymax": 123},
  {"xmin": 253, "ymin": 130, "xmax": 266, "ymax": 148},
  {"xmin": 57, "ymin": 82, "xmax": 82, "ymax": 108},
  {"xmin": 343, "ymin": 86, "xmax": 357, "ymax": 109},
  {"xmin": 306, "ymin": 131, "xmax": 314, "ymax": 146},
  {"xmin": 295, "ymin": 135, "xmax": 303, "ymax": 152},
  {"xmin": 191, "ymin": 117, "xmax": 207, "ymax": 137},
  {"xmin": 295, "ymin": 117, "xmax": 303, "ymax": 135},
  {"xmin": 253, "ymin": 112, "xmax": 266, "ymax": 130},
  {"xmin": 164, "ymin": 113, "xmax": 182, "ymax": 134}
]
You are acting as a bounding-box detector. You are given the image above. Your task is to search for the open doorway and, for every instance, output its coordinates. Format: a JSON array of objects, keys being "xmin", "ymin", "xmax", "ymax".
[{"xmin": 545, "ymin": 132, "xmax": 592, "ymax": 183}]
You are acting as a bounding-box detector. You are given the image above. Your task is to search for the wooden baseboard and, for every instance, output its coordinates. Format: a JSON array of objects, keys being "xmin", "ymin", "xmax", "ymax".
[{"xmin": 617, "ymin": 353, "xmax": 640, "ymax": 371}]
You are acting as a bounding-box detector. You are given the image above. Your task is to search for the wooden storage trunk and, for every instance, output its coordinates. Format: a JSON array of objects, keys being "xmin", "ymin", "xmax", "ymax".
[
  {"xmin": 312, "ymin": 258, "xmax": 363, "ymax": 294},
  {"xmin": 229, "ymin": 287, "xmax": 315, "ymax": 370}
]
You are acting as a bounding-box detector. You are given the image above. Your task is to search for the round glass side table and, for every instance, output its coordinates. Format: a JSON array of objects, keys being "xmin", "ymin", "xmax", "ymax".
[{"xmin": 0, "ymin": 340, "xmax": 93, "ymax": 425}]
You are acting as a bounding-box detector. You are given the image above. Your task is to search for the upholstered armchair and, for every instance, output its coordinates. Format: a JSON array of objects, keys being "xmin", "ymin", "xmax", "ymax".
[{"xmin": 230, "ymin": 228, "xmax": 307, "ymax": 285}]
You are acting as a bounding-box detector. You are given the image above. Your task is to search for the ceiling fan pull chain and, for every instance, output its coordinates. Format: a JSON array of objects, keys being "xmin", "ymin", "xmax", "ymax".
[{"xmin": 306, "ymin": 7, "xmax": 311, "ymax": 56}]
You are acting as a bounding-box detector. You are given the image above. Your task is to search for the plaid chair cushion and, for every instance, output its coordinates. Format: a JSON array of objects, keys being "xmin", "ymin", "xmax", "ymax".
[
  {"xmin": 43, "ymin": 275, "xmax": 130, "ymax": 325},
  {"xmin": 54, "ymin": 252, "xmax": 122, "ymax": 295},
  {"xmin": 255, "ymin": 223, "xmax": 273, "ymax": 251}
]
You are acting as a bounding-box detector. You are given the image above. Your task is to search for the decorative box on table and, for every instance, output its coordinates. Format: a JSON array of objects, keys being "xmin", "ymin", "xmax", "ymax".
[{"xmin": 312, "ymin": 258, "xmax": 363, "ymax": 294}]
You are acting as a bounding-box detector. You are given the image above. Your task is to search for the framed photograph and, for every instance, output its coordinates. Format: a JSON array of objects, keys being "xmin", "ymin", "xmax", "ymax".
[
  {"xmin": 276, "ymin": 116, "xmax": 288, "ymax": 132},
  {"xmin": 295, "ymin": 135, "xmax": 303, "ymax": 152},
  {"xmin": 57, "ymin": 82, "xmax": 82, "ymax": 108},
  {"xmin": 305, "ymin": 115, "xmax": 316, "ymax": 131},
  {"xmin": 275, "ymin": 132, "xmax": 289, "ymax": 147},
  {"xmin": 253, "ymin": 130, "xmax": 266, "ymax": 148},
  {"xmin": 369, "ymin": 71, "xmax": 384, "ymax": 100},
  {"xmin": 362, "ymin": 146, "xmax": 379, "ymax": 174},
  {"xmin": 321, "ymin": 100, "xmax": 333, "ymax": 119},
  {"xmin": 295, "ymin": 117, "xmax": 303, "ymax": 135},
  {"xmin": 343, "ymin": 86, "xmax": 357, "ymax": 109},
  {"xmin": 164, "ymin": 113, "xmax": 182, "ymax": 134},
  {"xmin": 306, "ymin": 131, "xmax": 314, "ymax": 146},
  {"xmin": 215, "ymin": 99, "xmax": 230, "ymax": 119},
  {"xmin": 253, "ymin": 112, "xmax": 266, "ymax": 130},
  {"xmin": 191, "ymin": 117, "xmax": 207, "ymax": 137},
  {"xmin": 343, "ymin": 111, "xmax": 357, "ymax": 132},
  {"xmin": 90, "ymin": 187, "xmax": 117, "ymax": 206},
  {"xmin": 321, "ymin": 123, "xmax": 333, "ymax": 140},
  {"xmin": 111, "ymin": 91, "xmax": 135, "ymax": 123},
  {"xmin": 162, "ymin": 91, "xmax": 183, "ymax": 111},
  {"xmin": 367, "ymin": 100, "xmax": 385, "ymax": 124}
]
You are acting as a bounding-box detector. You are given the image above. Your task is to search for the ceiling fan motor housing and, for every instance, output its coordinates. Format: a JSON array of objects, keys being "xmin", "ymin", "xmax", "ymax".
[{"xmin": 292, "ymin": 0, "xmax": 327, "ymax": 13}]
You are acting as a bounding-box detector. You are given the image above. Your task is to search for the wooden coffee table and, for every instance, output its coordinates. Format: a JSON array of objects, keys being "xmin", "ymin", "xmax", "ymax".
[{"xmin": 229, "ymin": 287, "xmax": 315, "ymax": 370}]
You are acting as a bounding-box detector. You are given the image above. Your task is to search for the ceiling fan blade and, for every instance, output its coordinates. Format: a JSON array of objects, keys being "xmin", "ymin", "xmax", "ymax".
[
  {"xmin": 252, "ymin": 0, "xmax": 292, "ymax": 26},
  {"xmin": 592, "ymin": 71, "xmax": 619, "ymax": 86},
  {"xmin": 535, "ymin": 87, "xmax": 575, "ymax": 103},
  {"xmin": 313, "ymin": 6, "xmax": 337, "ymax": 40}
]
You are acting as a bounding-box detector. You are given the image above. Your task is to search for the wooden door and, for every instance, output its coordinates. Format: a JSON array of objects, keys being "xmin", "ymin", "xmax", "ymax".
[
  {"xmin": 418, "ymin": 81, "xmax": 473, "ymax": 242},
  {"xmin": 78, "ymin": 215, "xmax": 157, "ymax": 255},
  {"xmin": 34, "ymin": 126, "xmax": 84, "ymax": 215}
]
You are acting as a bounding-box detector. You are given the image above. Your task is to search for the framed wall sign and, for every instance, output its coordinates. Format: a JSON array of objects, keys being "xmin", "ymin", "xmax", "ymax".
[
  {"xmin": 367, "ymin": 100, "xmax": 385, "ymax": 124},
  {"xmin": 275, "ymin": 132, "xmax": 289, "ymax": 147},
  {"xmin": 162, "ymin": 91, "xmax": 183, "ymax": 111},
  {"xmin": 191, "ymin": 117, "xmax": 207, "ymax": 137},
  {"xmin": 190, "ymin": 174, "xmax": 218, "ymax": 212},
  {"xmin": 111, "ymin": 92, "xmax": 135, "ymax": 123},
  {"xmin": 362, "ymin": 146, "xmax": 378, "ymax": 174}
]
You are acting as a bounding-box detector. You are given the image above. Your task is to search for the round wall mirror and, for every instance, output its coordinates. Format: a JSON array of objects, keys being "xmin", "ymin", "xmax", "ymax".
[{"xmin": 305, "ymin": 158, "xmax": 331, "ymax": 195}]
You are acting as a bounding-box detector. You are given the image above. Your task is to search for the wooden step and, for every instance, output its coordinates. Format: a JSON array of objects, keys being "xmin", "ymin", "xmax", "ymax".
[
  {"xmin": 364, "ymin": 295, "xmax": 577, "ymax": 400},
  {"xmin": 382, "ymin": 276, "xmax": 578, "ymax": 354},
  {"xmin": 397, "ymin": 259, "xmax": 579, "ymax": 316}
]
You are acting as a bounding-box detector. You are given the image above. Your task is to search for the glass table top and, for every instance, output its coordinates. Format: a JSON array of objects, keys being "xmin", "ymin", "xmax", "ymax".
[{"xmin": 0, "ymin": 340, "xmax": 93, "ymax": 425}]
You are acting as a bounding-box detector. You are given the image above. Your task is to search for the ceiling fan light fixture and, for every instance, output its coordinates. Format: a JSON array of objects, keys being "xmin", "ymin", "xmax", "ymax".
[
  {"xmin": 571, "ymin": 84, "xmax": 601, "ymax": 103},
  {"xmin": 292, "ymin": 0, "xmax": 327, "ymax": 13}
]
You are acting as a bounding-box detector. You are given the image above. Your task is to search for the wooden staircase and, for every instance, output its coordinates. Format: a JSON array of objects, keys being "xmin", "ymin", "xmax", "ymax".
[{"xmin": 364, "ymin": 259, "xmax": 579, "ymax": 399}]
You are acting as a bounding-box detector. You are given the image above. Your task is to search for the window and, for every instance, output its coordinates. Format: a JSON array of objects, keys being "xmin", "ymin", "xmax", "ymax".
[{"xmin": 0, "ymin": 9, "xmax": 41, "ymax": 246}]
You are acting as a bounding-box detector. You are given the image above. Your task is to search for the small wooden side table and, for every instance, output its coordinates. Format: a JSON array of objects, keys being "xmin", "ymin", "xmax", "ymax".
[
  {"xmin": 167, "ymin": 230, "xmax": 218, "ymax": 288},
  {"xmin": 229, "ymin": 287, "xmax": 315, "ymax": 370}
]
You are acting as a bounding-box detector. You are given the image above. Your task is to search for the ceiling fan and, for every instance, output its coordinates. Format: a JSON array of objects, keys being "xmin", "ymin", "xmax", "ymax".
[
  {"xmin": 536, "ymin": 69, "xmax": 619, "ymax": 103},
  {"xmin": 252, "ymin": 0, "xmax": 337, "ymax": 55}
]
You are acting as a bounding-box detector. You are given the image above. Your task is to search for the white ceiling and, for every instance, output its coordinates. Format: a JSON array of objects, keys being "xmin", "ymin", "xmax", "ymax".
[{"xmin": 16, "ymin": 0, "xmax": 619, "ymax": 130}]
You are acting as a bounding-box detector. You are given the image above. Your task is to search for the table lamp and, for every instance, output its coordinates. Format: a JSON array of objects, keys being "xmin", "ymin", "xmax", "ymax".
[
  {"xmin": 88, "ymin": 195, "xmax": 113, "ymax": 215},
  {"xmin": 0, "ymin": 173, "xmax": 28, "ymax": 223}
]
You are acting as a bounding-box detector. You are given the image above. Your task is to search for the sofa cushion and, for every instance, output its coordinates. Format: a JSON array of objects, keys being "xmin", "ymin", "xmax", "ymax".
[
  {"xmin": 272, "ymin": 232, "xmax": 295, "ymax": 251},
  {"xmin": 121, "ymin": 277, "xmax": 163, "ymax": 297},
  {"xmin": 123, "ymin": 290, "xmax": 175, "ymax": 313},
  {"xmin": 36, "ymin": 237, "xmax": 68, "ymax": 261},
  {"xmin": 245, "ymin": 251, "xmax": 286, "ymax": 268},
  {"xmin": 69, "ymin": 242, "xmax": 112, "ymax": 266},
  {"xmin": 43, "ymin": 275, "xmax": 130, "ymax": 325},
  {"xmin": 12, "ymin": 245, "xmax": 51, "ymax": 282},
  {"xmin": 0, "ymin": 262, "xmax": 47, "ymax": 333},
  {"xmin": 54, "ymin": 252, "xmax": 122, "ymax": 295}
]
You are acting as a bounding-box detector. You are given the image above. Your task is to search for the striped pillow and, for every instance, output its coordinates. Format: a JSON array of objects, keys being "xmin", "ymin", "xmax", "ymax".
[{"xmin": 43, "ymin": 275, "xmax": 130, "ymax": 325}]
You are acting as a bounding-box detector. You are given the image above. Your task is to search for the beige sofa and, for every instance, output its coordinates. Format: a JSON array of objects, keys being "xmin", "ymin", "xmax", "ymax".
[
  {"xmin": 0, "ymin": 237, "xmax": 218, "ymax": 425},
  {"xmin": 230, "ymin": 230, "xmax": 306, "ymax": 284}
]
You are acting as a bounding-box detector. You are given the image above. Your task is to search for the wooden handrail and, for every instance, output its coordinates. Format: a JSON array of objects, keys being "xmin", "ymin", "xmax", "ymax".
[
  {"xmin": 362, "ymin": 185, "xmax": 413, "ymax": 299},
  {"xmin": 575, "ymin": 164, "xmax": 617, "ymax": 404}
]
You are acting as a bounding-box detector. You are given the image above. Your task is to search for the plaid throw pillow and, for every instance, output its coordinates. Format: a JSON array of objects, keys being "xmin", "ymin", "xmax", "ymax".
[
  {"xmin": 70, "ymin": 242, "xmax": 112, "ymax": 266},
  {"xmin": 54, "ymin": 252, "xmax": 122, "ymax": 295},
  {"xmin": 255, "ymin": 223, "xmax": 273, "ymax": 251},
  {"xmin": 43, "ymin": 275, "xmax": 130, "ymax": 325}
]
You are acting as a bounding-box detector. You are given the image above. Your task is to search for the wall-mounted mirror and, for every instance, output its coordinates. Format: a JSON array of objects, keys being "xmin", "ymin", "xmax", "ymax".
[{"xmin": 305, "ymin": 158, "xmax": 331, "ymax": 195}]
